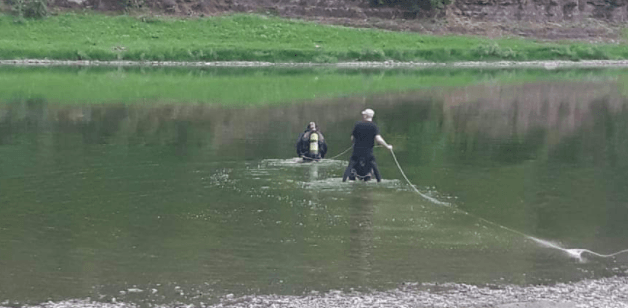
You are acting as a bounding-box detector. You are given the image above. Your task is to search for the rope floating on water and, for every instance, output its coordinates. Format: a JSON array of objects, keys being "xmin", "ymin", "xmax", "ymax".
[
  {"xmin": 385, "ymin": 147, "xmax": 628, "ymax": 261},
  {"xmin": 321, "ymin": 144, "xmax": 628, "ymax": 260},
  {"xmin": 388, "ymin": 148, "xmax": 450, "ymax": 206}
]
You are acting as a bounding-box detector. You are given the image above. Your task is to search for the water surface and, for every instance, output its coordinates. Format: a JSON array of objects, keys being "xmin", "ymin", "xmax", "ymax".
[{"xmin": 1, "ymin": 67, "xmax": 628, "ymax": 307}]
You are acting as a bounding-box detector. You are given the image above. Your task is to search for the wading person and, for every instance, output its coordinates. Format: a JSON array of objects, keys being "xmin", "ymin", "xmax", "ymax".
[
  {"xmin": 296, "ymin": 122, "xmax": 328, "ymax": 162},
  {"xmin": 342, "ymin": 108, "xmax": 392, "ymax": 182}
]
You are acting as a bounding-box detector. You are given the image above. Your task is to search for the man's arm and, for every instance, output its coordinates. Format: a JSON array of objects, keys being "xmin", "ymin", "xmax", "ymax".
[{"xmin": 375, "ymin": 135, "xmax": 393, "ymax": 150}]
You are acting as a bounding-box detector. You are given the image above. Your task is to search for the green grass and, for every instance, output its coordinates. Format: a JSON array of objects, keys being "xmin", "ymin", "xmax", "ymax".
[
  {"xmin": 1, "ymin": 66, "xmax": 627, "ymax": 106},
  {"xmin": 1, "ymin": 12, "xmax": 627, "ymax": 63}
]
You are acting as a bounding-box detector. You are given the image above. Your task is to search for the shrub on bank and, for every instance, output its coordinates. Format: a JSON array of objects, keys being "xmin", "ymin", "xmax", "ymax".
[
  {"xmin": 5, "ymin": 0, "xmax": 47, "ymax": 19},
  {"xmin": 371, "ymin": 0, "xmax": 451, "ymax": 14}
]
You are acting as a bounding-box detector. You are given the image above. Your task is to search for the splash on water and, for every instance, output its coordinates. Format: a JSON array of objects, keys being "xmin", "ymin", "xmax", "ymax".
[
  {"xmin": 301, "ymin": 177, "xmax": 403, "ymax": 192},
  {"xmin": 260, "ymin": 158, "xmax": 347, "ymax": 168},
  {"xmin": 526, "ymin": 236, "xmax": 628, "ymax": 263},
  {"xmin": 408, "ymin": 185, "xmax": 451, "ymax": 206}
]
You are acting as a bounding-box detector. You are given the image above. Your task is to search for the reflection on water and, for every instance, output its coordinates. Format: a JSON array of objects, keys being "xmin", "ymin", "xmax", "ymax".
[{"xmin": 1, "ymin": 70, "xmax": 628, "ymax": 307}]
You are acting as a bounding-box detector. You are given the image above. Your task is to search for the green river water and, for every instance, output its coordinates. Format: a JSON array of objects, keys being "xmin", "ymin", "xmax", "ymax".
[{"xmin": 1, "ymin": 67, "xmax": 627, "ymax": 307}]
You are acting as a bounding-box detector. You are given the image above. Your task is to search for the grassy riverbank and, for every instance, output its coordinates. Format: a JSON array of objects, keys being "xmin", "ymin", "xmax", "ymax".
[
  {"xmin": 1, "ymin": 66, "xmax": 627, "ymax": 105},
  {"xmin": 1, "ymin": 13, "xmax": 627, "ymax": 63}
]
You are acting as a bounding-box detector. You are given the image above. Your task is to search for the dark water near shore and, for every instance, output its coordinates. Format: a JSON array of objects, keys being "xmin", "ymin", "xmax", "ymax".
[{"xmin": 1, "ymin": 68, "xmax": 628, "ymax": 307}]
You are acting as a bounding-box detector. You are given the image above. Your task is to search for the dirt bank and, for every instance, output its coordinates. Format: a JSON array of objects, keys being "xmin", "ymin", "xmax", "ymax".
[{"xmin": 45, "ymin": 0, "xmax": 627, "ymax": 43}]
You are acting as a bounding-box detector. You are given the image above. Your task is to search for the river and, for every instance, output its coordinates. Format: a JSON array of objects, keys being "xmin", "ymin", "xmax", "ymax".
[{"xmin": 1, "ymin": 67, "xmax": 627, "ymax": 307}]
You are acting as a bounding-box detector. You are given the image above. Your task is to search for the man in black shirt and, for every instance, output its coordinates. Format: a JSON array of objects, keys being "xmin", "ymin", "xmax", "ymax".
[{"xmin": 342, "ymin": 108, "xmax": 393, "ymax": 182}]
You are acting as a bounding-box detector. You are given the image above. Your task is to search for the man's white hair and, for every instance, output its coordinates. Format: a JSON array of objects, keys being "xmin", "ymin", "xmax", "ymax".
[{"xmin": 361, "ymin": 109, "xmax": 375, "ymax": 118}]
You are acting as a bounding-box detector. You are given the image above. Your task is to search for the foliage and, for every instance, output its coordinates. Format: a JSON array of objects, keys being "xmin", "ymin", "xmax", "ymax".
[
  {"xmin": 371, "ymin": 0, "xmax": 452, "ymax": 13},
  {"xmin": 119, "ymin": 0, "xmax": 145, "ymax": 12},
  {"xmin": 471, "ymin": 43, "xmax": 520, "ymax": 60},
  {"xmin": 5, "ymin": 0, "xmax": 47, "ymax": 19}
]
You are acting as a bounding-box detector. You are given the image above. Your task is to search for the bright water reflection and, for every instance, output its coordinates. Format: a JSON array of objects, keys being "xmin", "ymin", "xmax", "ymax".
[{"xmin": 1, "ymin": 69, "xmax": 628, "ymax": 307}]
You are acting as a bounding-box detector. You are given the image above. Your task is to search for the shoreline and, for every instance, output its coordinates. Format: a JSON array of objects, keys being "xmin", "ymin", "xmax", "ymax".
[
  {"xmin": 3, "ymin": 59, "xmax": 628, "ymax": 69},
  {"xmin": 2, "ymin": 276, "xmax": 626, "ymax": 308},
  {"xmin": 215, "ymin": 276, "xmax": 628, "ymax": 308}
]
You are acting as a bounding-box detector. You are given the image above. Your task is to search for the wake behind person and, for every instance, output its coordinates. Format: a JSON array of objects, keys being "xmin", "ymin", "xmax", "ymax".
[
  {"xmin": 296, "ymin": 122, "xmax": 328, "ymax": 162},
  {"xmin": 343, "ymin": 108, "xmax": 392, "ymax": 182}
]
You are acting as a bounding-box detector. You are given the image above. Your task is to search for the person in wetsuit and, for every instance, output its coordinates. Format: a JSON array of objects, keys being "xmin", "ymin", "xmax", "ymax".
[
  {"xmin": 342, "ymin": 109, "xmax": 392, "ymax": 182},
  {"xmin": 296, "ymin": 122, "xmax": 328, "ymax": 162}
]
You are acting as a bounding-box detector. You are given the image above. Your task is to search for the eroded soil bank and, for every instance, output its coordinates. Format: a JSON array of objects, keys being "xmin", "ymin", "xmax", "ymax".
[{"xmin": 47, "ymin": 0, "xmax": 628, "ymax": 42}]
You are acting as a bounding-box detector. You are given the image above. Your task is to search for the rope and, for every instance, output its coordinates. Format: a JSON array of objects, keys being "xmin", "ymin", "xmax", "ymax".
[
  {"xmin": 385, "ymin": 147, "xmax": 628, "ymax": 260},
  {"xmin": 306, "ymin": 143, "xmax": 628, "ymax": 260},
  {"xmin": 325, "ymin": 145, "xmax": 353, "ymax": 160},
  {"xmin": 388, "ymin": 148, "xmax": 450, "ymax": 206},
  {"xmin": 325, "ymin": 144, "xmax": 387, "ymax": 161}
]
